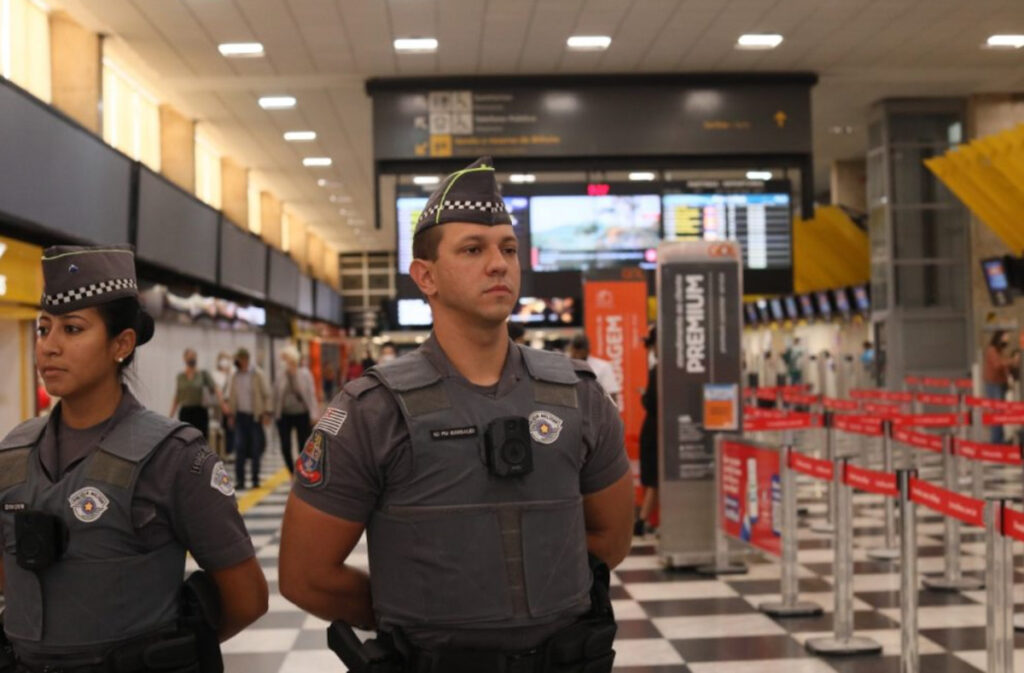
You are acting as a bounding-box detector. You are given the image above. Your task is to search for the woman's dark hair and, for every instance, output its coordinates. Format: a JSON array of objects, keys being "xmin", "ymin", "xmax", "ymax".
[
  {"xmin": 94, "ymin": 297, "xmax": 155, "ymax": 374},
  {"xmin": 990, "ymin": 330, "xmax": 1008, "ymax": 349}
]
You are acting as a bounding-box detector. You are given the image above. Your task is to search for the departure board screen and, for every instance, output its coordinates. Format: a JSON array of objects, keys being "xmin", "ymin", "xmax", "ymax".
[{"xmin": 662, "ymin": 191, "xmax": 791, "ymax": 270}]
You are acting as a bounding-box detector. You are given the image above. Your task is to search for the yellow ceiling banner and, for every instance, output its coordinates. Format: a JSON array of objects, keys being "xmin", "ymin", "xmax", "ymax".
[
  {"xmin": 792, "ymin": 205, "xmax": 869, "ymax": 294},
  {"xmin": 0, "ymin": 236, "xmax": 43, "ymax": 307}
]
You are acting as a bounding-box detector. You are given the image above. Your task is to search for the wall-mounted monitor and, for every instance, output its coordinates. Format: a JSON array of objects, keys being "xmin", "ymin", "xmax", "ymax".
[
  {"xmin": 136, "ymin": 167, "xmax": 219, "ymax": 283},
  {"xmin": 784, "ymin": 296, "xmax": 800, "ymax": 321},
  {"xmin": 832, "ymin": 288, "xmax": 852, "ymax": 319},
  {"xmin": 297, "ymin": 274, "xmax": 314, "ymax": 317},
  {"xmin": 314, "ymin": 280, "xmax": 343, "ymax": 324},
  {"xmin": 815, "ymin": 290, "xmax": 832, "ymax": 319},
  {"xmin": 530, "ymin": 194, "xmax": 661, "ymax": 271},
  {"xmin": 769, "ymin": 298, "xmax": 785, "ymax": 322},
  {"xmin": 509, "ymin": 296, "xmax": 580, "ymax": 326},
  {"xmin": 756, "ymin": 299, "xmax": 770, "ymax": 323},
  {"xmin": 397, "ymin": 297, "xmax": 433, "ymax": 327},
  {"xmin": 851, "ymin": 285, "xmax": 871, "ymax": 314},
  {"xmin": 745, "ymin": 304, "xmax": 759, "ymax": 325},
  {"xmin": 267, "ymin": 249, "xmax": 300, "ymax": 308},
  {"xmin": 219, "ymin": 221, "xmax": 268, "ymax": 300},
  {"xmin": 981, "ymin": 257, "xmax": 1012, "ymax": 307},
  {"xmin": 799, "ymin": 294, "xmax": 816, "ymax": 320}
]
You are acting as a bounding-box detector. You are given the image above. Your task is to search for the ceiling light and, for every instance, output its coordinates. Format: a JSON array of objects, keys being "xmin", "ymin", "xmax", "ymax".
[
  {"xmin": 303, "ymin": 157, "xmax": 332, "ymax": 167},
  {"xmin": 736, "ymin": 34, "xmax": 784, "ymax": 49},
  {"xmin": 567, "ymin": 35, "xmax": 611, "ymax": 51},
  {"xmin": 394, "ymin": 38, "xmax": 438, "ymax": 53},
  {"xmin": 413, "ymin": 175, "xmax": 440, "ymax": 185},
  {"xmin": 628, "ymin": 171, "xmax": 656, "ymax": 181},
  {"xmin": 218, "ymin": 42, "xmax": 264, "ymax": 58},
  {"xmin": 509, "ymin": 174, "xmax": 536, "ymax": 183},
  {"xmin": 746, "ymin": 171, "xmax": 773, "ymax": 180},
  {"xmin": 284, "ymin": 131, "xmax": 316, "ymax": 142},
  {"xmin": 986, "ymin": 34, "xmax": 1024, "ymax": 49},
  {"xmin": 258, "ymin": 96, "xmax": 296, "ymax": 110},
  {"xmin": 828, "ymin": 125, "xmax": 855, "ymax": 135}
]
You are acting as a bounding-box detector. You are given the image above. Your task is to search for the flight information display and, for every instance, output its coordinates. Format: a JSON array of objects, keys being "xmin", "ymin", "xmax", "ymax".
[{"xmin": 662, "ymin": 191, "xmax": 791, "ymax": 270}]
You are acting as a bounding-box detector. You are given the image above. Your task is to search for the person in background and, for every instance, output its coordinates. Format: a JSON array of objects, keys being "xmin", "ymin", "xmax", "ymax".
[
  {"xmin": 224, "ymin": 348, "xmax": 272, "ymax": 489},
  {"xmin": 343, "ymin": 353, "xmax": 364, "ymax": 385},
  {"xmin": 782, "ymin": 337, "xmax": 804, "ymax": 385},
  {"xmin": 322, "ymin": 361, "xmax": 339, "ymax": 402},
  {"xmin": 169, "ymin": 347, "xmax": 222, "ymax": 439},
  {"xmin": 209, "ymin": 351, "xmax": 234, "ymax": 458},
  {"xmin": 860, "ymin": 341, "xmax": 875, "ymax": 385},
  {"xmin": 378, "ymin": 341, "xmax": 398, "ymax": 363},
  {"xmin": 637, "ymin": 325, "xmax": 659, "ymax": 536},
  {"xmin": 275, "ymin": 345, "xmax": 319, "ymax": 475},
  {"xmin": 568, "ymin": 333, "xmax": 622, "ymax": 408},
  {"xmin": 984, "ymin": 330, "xmax": 1015, "ymax": 443},
  {"xmin": 0, "ymin": 245, "xmax": 267, "ymax": 673}
]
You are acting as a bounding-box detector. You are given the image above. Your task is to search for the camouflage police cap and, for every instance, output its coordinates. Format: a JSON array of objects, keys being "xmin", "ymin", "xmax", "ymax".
[
  {"xmin": 41, "ymin": 245, "xmax": 139, "ymax": 315},
  {"xmin": 413, "ymin": 156, "xmax": 513, "ymax": 236}
]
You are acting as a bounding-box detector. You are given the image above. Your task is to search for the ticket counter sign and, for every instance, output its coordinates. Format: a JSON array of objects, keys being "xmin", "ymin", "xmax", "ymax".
[{"xmin": 720, "ymin": 439, "xmax": 781, "ymax": 557}]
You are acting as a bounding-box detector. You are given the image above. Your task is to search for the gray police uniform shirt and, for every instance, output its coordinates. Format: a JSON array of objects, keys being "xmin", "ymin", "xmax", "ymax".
[
  {"xmin": 293, "ymin": 335, "xmax": 629, "ymax": 651},
  {"xmin": 0, "ymin": 389, "xmax": 254, "ymax": 570}
]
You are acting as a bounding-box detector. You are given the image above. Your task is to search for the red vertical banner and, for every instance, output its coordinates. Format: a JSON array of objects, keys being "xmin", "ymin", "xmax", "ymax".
[
  {"xmin": 720, "ymin": 440, "xmax": 782, "ymax": 557},
  {"xmin": 584, "ymin": 273, "xmax": 649, "ymax": 505}
]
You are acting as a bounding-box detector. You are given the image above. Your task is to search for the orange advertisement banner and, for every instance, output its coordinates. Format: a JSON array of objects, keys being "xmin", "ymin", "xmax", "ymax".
[{"xmin": 584, "ymin": 278, "xmax": 649, "ymax": 504}]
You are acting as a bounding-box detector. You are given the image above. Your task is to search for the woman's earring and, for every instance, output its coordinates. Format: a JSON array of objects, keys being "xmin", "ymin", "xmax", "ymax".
[{"xmin": 116, "ymin": 357, "xmax": 124, "ymax": 364}]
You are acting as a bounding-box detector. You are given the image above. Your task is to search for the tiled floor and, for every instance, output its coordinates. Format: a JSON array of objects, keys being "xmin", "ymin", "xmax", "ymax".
[{"xmin": 220, "ymin": 429, "xmax": 1024, "ymax": 672}]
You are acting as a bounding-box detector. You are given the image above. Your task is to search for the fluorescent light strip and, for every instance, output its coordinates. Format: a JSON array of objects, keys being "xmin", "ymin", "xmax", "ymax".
[
  {"xmin": 413, "ymin": 175, "xmax": 440, "ymax": 185},
  {"xmin": 628, "ymin": 171, "xmax": 656, "ymax": 181},
  {"xmin": 509, "ymin": 174, "xmax": 536, "ymax": 183},
  {"xmin": 394, "ymin": 38, "xmax": 438, "ymax": 53},
  {"xmin": 987, "ymin": 35, "xmax": 1024, "ymax": 48},
  {"xmin": 303, "ymin": 157, "xmax": 332, "ymax": 167},
  {"xmin": 284, "ymin": 130, "xmax": 317, "ymax": 141},
  {"xmin": 218, "ymin": 42, "xmax": 264, "ymax": 57},
  {"xmin": 567, "ymin": 35, "xmax": 611, "ymax": 51},
  {"xmin": 737, "ymin": 33, "xmax": 784, "ymax": 49},
  {"xmin": 259, "ymin": 95, "xmax": 296, "ymax": 109},
  {"xmin": 746, "ymin": 171, "xmax": 772, "ymax": 180}
]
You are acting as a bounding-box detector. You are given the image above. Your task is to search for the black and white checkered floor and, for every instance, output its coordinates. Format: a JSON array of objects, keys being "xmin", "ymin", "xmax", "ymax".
[{"xmin": 215, "ymin": 430, "xmax": 1024, "ymax": 673}]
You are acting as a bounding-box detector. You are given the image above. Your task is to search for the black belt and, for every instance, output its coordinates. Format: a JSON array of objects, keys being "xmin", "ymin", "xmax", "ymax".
[
  {"xmin": 13, "ymin": 632, "xmax": 200, "ymax": 673},
  {"xmin": 409, "ymin": 647, "xmax": 543, "ymax": 673}
]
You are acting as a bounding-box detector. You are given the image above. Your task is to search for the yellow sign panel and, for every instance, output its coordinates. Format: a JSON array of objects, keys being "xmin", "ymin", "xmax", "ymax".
[
  {"xmin": 0, "ymin": 236, "xmax": 43, "ymax": 306},
  {"xmin": 429, "ymin": 134, "xmax": 453, "ymax": 157}
]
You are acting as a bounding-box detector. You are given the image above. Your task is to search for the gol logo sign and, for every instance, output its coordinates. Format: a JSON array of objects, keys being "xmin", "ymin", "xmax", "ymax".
[{"xmin": 707, "ymin": 242, "xmax": 736, "ymax": 258}]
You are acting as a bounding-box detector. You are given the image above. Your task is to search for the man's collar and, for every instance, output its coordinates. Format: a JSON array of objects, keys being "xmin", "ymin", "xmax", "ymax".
[{"xmin": 419, "ymin": 332, "xmax": 522, "ymax": 386}]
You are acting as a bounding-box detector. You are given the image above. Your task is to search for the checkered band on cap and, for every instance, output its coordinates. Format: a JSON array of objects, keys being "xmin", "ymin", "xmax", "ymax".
[
  {"xmin": 419, "ymin": 198, "xmax": 508, "ymax": 222},
  {"xmin": 43, "ymin": 278, "xmax": 138, "ymax": 308}
]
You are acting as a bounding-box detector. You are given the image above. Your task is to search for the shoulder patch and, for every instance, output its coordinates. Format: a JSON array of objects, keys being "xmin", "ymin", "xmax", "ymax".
[
  {"xmin": 314, "ymin": 407, "xmax": 348, "ymax": 436},
  {"xmin": 296, "ymin": 430, "xmax": 329, "ymax": 488},
  {"xmin": 210, "ymin": 461, "xmax": 235, "ymax": 496},
  {"xmin": 68, "ymin": 487, "xmax": 110, "ymax": 523}
]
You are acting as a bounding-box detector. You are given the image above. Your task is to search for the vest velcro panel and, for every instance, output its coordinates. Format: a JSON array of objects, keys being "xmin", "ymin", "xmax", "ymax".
[{"xmin": 0, "ymin": 448, "xmax": 30, "ymax": 490}]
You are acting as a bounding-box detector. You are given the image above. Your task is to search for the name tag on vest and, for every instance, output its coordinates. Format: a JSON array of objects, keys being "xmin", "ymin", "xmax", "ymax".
[{"xmin": 430, "ymin": 426, "xmax": 478, "ymax": 441}]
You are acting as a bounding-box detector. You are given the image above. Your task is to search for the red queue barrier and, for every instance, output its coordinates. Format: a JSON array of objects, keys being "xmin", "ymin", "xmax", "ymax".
[
  {"xmin": 892, "ymin": 427, "xmax": 943, "ymax": 453},
  {"xmin": 954, "ymin": 438, "xmax": 1023, "ymax": 466},
  {"xmin": 744, "ymin": 412, "xmax": 822, "ymax": 432},
  {"xmin": 823, "ymin": 397, "xmax": 859, "ymax": 412},
  {"xmin": 909, "ymin": 477, "xmax": 986, "ymax": 528},
  {"xmin": 916, "ymin": 392, "xmax": 959, "ymax": 406}
]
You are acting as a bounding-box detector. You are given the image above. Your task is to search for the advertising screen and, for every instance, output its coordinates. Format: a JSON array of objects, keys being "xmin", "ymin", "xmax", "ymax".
[
  {"xmin": 756, "ymin": 300, "xmax": 770, "ymax": 323},
  {"xmin": 530, "ymin": 194, "xmax": 661, "ymax": 271},
  {"xmin": 396, "ymin": 195, "xmax": 530, "ymax": 274},
  {"xmin": 983, "ymin": 258, "xmax": 1009, "ymax": 292},
  {"xmin": 833, "ymin": 288, "xmax": 852, "ymax": 318},
  {"xmin": 784, "ymin": 296, "xmax": 800, "ymax": 320},
  {"xmin": 852, "ymin": 285, "xmax": 870, "ymax": 313},
  {"xmin": 799, "ymin": 294, "xmax": 816, "ymax": 320},
  {"xmin": 769, "ymin": 298, "xmax": 785, "ymax": 322},
  {"xmin": 397, "ymin": 298, "xmax": 433, "ymax": 327},
  {"xmin": 745, "ymin": 304, "xmax": 759, "ymax": 325},
  {"xmin": 815, "ymin": 290, "xmax": 832, "ymax": 319}
]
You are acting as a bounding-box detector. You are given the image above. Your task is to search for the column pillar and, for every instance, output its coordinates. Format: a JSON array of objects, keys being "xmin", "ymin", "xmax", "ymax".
[
  {"xmin": 48, "ymin": 11, "xmax": 101, "ymax": 134},
  {"xmin": 220, "ymin": 158, "xmax": 248, "ymax": 229},
  {"xmin": 158, "ymin": 105, "xmax": 194, "ymax": 191}
]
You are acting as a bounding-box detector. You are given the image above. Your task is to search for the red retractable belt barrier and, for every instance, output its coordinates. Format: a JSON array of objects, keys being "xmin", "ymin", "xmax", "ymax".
[
  {"xmin": 780, "ymin": 384, "xmax": 811, "ymax": 394},
  {"xmin": 756, "ymin": 387, "xmax": 779, "ymax": 401},
  {"xmin": 744, "ymin": 407, "xmax": 790, "ymax": 420},
  {"xmin": 964, "ymin": 396, "xmax": 1024, "ymax": 412},
  {"xmin": 823, "ymin": 397, "xmax": 860, "ymax": 412},
  {"xmin": 920, "ymin": 377, "xmax": 953, "ymax": 389},
  {"xmin": 982, "ymin": 411, "xmax": 1024, "ymax": 426},
  {"xmin": 832, "ymin": 414, "xmax": 885, "ymax": 436},
  {"xmin": 955, "ymin": 378, "xmax": 973, "ymax": 390},
  {"xmin": 879, "ymin": 391, "xmax": 914, "ymax": 403},
  {"xmin": 788, "ymin": 452, "xmax": 834, "ymax": 481},
  {"xmin": 850, "ymin": 389, "xmax": 883, "ymax": 401},
  {"xmin": 843, "ymin": 464, "xmax": 898, "ymax": 497},
  {"xmin": 953, "ymin": 438, "xmax": 1023, "ymax": 465},
  {"xmin": 915, "ymin": 392, "xmax": 959, "ymax": 407},
  {"xmin": 908, "ymin": 478, "xmax": 985, "ymax": 527},
  {"xmin": 862, "ymin": 402, "xmax": 904, "ymax": 417},
  {"xmin": 745, "ymin": 413, "xmax": 822, "ymax": 432},
  {"xmin": 782, "ymin": 392, "xmax": 820, "ymax": 406},
  {"xmin": 1001, "ymin": 507, "xmax": 1024, "ymax": 543},
  {"xmin": 905, "ymin": 375, "xmax": 920, "ymax": 386},
  {"xmin": 891, "ymin": 427, "xmax": 944, "ymax": 453},
  {"xmin": 890, "ymin": 412, "xmax": 966, "ymax": 428}
]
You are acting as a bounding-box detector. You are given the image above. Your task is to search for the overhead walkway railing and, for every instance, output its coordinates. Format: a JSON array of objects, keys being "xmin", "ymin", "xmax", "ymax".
[{"xmin": 925, "ymin": 122, "xmax": 1024, "ymax": 254}]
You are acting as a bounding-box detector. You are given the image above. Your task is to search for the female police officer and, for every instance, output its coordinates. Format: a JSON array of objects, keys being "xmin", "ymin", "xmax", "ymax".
[{"xmin": 0, "ymin": 245, "xmax": 268, "ymax": 673}]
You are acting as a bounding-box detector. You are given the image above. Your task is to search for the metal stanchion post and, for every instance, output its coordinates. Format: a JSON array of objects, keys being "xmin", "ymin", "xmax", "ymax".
[
  {"xmin": 698, "ymin": 435, "xmax": 748, "ymax": 576},
  {"xmin": 898, "ymin": 469, "xmax": 918, "ymax": 673},
  {"xmin": 963, "ymin": 406, "xmax": 984, "ymax": 500},
  {"xmin": 985, "ymin": 499, "xmax": 1013, "ymax": 673},
  {"xmin": 911, "ymin": 393, "xmax": 922, "ymax": 470},
  {"xmin": 811, "ymin": 412, "xmax": 836, "ymax": 535},
  {"xmin": 806, "ymin": 458, "xmax": 883, "ymax": 656},
  {"xmin": 922, "ymin": 433, "xmax": 984, "ymax": 592},
  {"xmin": 760, "ymin": 444, "xmax": 824, "ymax": 618},
  {"xmin": 869, "ymin": 420, "xmax": 899, "ymax": 561}
]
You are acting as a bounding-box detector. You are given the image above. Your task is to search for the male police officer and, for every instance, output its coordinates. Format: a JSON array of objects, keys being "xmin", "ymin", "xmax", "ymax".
[{"xmin": 279, "ymin": 157, "xmax": 633, "ymax": 672}]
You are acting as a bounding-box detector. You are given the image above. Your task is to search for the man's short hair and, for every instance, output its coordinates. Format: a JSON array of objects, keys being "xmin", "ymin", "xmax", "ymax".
[
  {"xmin": 412, "ymin": 226, "xmax": 445, "ymax": 262},
  {"xmin": 570, "ymin": 334, "xmax": 590, "ymax": 353}
]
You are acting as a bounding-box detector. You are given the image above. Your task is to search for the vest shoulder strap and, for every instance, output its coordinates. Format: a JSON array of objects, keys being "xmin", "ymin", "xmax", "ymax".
[
  {"xmin": 520, "ymin": 346, "xmax": 582, "ymax": 385},
  {"xmin": 97, "ymin": 409, "xmax": 191, "ymax": 464},
  {"xmin": 343, "ymin": 375, "xmax": 382, "ymax": 399},
  {"xmin": 0, "ymin": 416, "xmax": 48, "ymax": 451},
  {"xmin": 370, "ymin": 350, "xmax": 442, "ymax": 392}
]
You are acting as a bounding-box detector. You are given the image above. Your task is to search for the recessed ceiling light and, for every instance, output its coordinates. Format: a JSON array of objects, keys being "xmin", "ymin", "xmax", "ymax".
[
  {"xmin": 258, "ymin": 96, "xmax": 296, "ymax": 110},
  {"xmin": 509, "ymin": 174, "xmax": 536, "ymax": 183},
  {"xmin": 828, "ymin": 125, "xmax": 856, "ymax": 135},
  {"xmin": 567, "ymin": 35, "xmax": 611, "ymax": 51},
  {"xmin": 736, "ymin": 34, "xmax": 784, "ymax": 50},
  {"xmin": 986, "ymin": 34, "xmax": 1024, "ymax": 49},
  {"xmin": 394, "ymin": 38, "xmax": 438, "ymax": 53},
  {"xmin": 628, "ymin": 171, "xmax": 656, "ymax": 181},
  {"xmin": 303, "ymin": 157, "xmax": 332, "ymax": 167},
  {"xmin": 413, "ymin": 175, "xmax": 440, "ymax": 185},
  {"xmin": 218, "ymin": 42, "xmax": 264, "ymax": 58},
  {"xmin": 284, "ymin": 131, "xmax": 316, "ymax": 142},
  {"xmin": 746, "ymin": 171, "xmax": 773, "ymax": 180}
]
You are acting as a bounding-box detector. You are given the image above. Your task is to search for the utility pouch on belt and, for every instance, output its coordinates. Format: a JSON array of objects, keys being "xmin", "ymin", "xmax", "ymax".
[
  {"xmin": 540, "ymin": 554, "xmax": 617, "ymax": 673},
  {"xmin": 0, "ymin": 612, "xmax": 15, "ymax": 673},
  {"xmin": 179, "ymin": 572, "xmax": 223, "ymax": 673},
  {"xmin": 327, "ymin": 622, "xmax": 404, "ymax": 673},
  {"xmin": 14, "ymin": 510, "xmax": 68, "ymax": 572}
]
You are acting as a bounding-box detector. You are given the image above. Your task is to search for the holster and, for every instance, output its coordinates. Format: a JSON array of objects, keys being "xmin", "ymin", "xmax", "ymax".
[
  {"xmin": 179, "ymin": 572, "xmax": 223, "ymax": 673},
  {"xmin": 0, "ymin": 613, "xmax": 15, "ymax": 673},
  {"xmin": 326, "ymin": 622, "xmax": 403, "ymax": 673}
]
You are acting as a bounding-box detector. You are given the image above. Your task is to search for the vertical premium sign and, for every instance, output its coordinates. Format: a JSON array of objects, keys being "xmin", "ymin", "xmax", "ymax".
[
  {"xmin": 657, "ymin": 241, "xmax": 743, "ymax": 564},
  {"xmin": 583, "ymin": 269, "xmax": 649, "ymax": 504}
]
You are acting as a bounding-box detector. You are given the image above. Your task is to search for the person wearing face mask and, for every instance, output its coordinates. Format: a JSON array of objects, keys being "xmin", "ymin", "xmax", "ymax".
[
  {"xmin": 378, "ymin": 341, "xmax": 398, "ymax": 363},
  {"xmin": 984, "ymin": 330, "xmax": 1015, "ymax": 443},
  {"xmin": 0, "ymin": 245, "xmax": 268, "ymax": 673},
  {"xmin": 274, "ymin": 345, "xmax": 319, "ymax": 475},
  {"xmin": 169, "ymin": 348, "xmax": 222, "ymax": 440}
]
